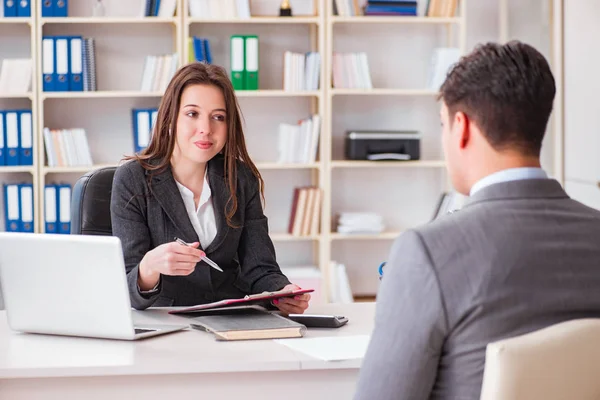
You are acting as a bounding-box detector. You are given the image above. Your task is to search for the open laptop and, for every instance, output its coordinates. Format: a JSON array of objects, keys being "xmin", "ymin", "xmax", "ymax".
[{"xmin": 0, "ymin": 232, "xmax": 186, "ymax": 340}]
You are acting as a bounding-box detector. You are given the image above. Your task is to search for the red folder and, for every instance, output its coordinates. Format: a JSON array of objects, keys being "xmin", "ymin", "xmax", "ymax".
[{"xmin": 168, "ymin": 288, "xmax": 314, "ymax": 315}]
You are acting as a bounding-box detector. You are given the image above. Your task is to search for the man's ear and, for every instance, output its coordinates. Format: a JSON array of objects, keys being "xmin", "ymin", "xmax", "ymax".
[{"xmin": 454, "ymin": 111, "xmax": 470, "ymax": 149}]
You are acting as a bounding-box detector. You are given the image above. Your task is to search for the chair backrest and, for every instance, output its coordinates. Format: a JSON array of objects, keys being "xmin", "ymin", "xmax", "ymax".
[
  {"xmin": 480, "ymin": 318, "xmax": 600, "ymax": 400},
  {"xmin": 70, "ymin": 166, "xmax": 117, "ymax": 236}
]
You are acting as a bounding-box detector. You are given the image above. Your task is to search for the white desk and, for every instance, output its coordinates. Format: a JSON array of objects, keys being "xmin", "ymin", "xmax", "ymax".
[{"xmin": 0, "ymin": 303, "xmax": 375, "ymax": 400}]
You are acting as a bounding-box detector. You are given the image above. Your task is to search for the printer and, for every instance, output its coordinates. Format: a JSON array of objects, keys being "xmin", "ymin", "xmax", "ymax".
[{"xmin": 345, "ymin": 130, "xmax": 421, "ymax": 161}]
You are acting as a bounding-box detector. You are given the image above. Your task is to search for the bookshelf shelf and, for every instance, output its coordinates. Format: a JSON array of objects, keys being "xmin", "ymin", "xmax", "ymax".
[
  {"xmin": 42, "ymin": 165, "xmax": 118, "ymax": 175},
  {"xmin": 235, "ymin": 90, "xmax": 321, "ymax": 98},
  {"xmin": 331, "ymin": 16, "xmax": 460, "ymax": 24},
  {"xmin": 41, "ymin": 91, "xmax": 164, "ymax": 100},
  {"xmin": 330, "ymin": 232, "xmax": 402, "ymax": 241},
  {"xmin": 270, "ymin": 233, "xmax": 320, "ymax": 241},
  {"xmin": 187, "ymin": 17, "xmax": 320, "ymax": 25},
  {"xmin": 39, "ymin": 17, "xmax": 179, "ymax": 25},
  {"xmin": 0, "ymin": 17, "xmax": 32, "ymax": 25},
  {"xmin": 0, "ymin": 93, "xmax": 33, "ymax": 99},
  {"xmin": 257, "ymin": 162, "xmax": 321, "ymax": 170},
  {"xmin": 330, "ymin": 88, "xmax": 439, "ymax": 96},
  {"xmin": 0, "ymin": 166, "xmax": 36, "ymax": 174},
  {"xmin": 330, "ymin": 160, "xmax": 446, "ymax": 169}
]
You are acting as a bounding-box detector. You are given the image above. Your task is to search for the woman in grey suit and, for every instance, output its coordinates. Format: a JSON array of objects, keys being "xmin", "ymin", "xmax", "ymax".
[{"xmin": 110, "ymin": 63, "xmax": 310, "ymax": 312}]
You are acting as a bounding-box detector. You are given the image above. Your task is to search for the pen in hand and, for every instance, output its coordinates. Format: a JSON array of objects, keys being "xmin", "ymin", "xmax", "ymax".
[{"xmin": 174, "ymin": 237, "xmax": 223, "ymax": 272}]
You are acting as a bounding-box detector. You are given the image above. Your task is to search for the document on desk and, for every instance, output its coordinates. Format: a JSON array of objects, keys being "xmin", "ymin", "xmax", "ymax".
[{"xmin": 275, "ymin": 335, "xmax": 371, "ymax": 361}]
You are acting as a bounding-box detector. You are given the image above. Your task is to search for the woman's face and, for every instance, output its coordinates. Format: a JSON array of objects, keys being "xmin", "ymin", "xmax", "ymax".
[{"xmin": 172, "ymin": 84, "xmax": 228, "ymax": 166}]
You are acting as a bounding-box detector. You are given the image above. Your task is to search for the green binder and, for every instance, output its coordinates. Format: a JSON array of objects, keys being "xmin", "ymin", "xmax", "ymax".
[
  {"xmin": 244, "ymin": 35, "xmax": 259, "ymax": 90},
  {"xmin": 230, "ymin": 35, "xmax": 245, "ymax": 90}
]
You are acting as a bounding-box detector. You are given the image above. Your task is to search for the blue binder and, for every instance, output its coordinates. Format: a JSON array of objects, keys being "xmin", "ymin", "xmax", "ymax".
[
  {"xmin": 19, "ymin": 183, "xmax": 34, "ymax": 233},
  {"xmin": 0, "ymin": 111, "xmax": 5, "ymax": 166},
  {"xmin": 54, "ymin": 36, "xmax": 70, "ymax": 92},
  {"xmin": 17, "ymin": 0, "xmax": 31, "ymax": 16},
  {"xmin": 53, "ymin": 0, "xmax": 68, "ymax": 17},
  {"xmin": 42, "ymin": 37, "xmax": 56, "ymax": 92},
  {"xmin": 69, "ymin": 36, "xmax": 84, "ymax": 92},
  {"xmin": 18, "ymin": 110, "xmax": 33, "ymax": 166},
  {"xmin": 4, "ymin": 111, "xmax": 19, "ymax": 166},
  {"xmin": 153, "ymin": 0, "xmax": 161, "ymax": 16},
  {"xmin": 132, "ymin": 109, "xmax": 152, "ymax": 153},
  {"xmin": 3, "ymin": 0, "xmax": 17, "ymax": 17},
  {"xmin": 193, "ymin": 37, "xmax": 206, "ymax": 62},
  {"xmin": 44, "ymin": 185, "xmax": 58, "ymax": 234},
  {"xmin": 57, "ymin": 184, "xmax": 71, "ymax": 234},
  {"xmin": 204, "ymin": 39, "xmax": 212, "ymax": 64},
  {"xmin": 4, "ymin": 184, "xmax": 21, "ymax": 232},
  {"xmin": 41, "ymin": 0, "xmax": 53, "ymax": 16}
]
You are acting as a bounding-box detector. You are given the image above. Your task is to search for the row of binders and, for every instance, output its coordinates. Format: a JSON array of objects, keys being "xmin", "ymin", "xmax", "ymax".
[
  {"xmin": 189, "ymin": 0, "xmax": 250, "ymax": 19},
  {"xmin": 140, "ymin": 54, "xmax": 178, "ymax": 92},
  {"xmin": 132, "ymin": 108, "xmax": 158, "ymax": 154},
  {"xmin": 42, "ymin": 36, "xmax": 97, "ymax": 92},
  {"xmin": 40, "ymin": 0, "xmax": 68, "ymax": 17},
  {"xmin": 230, "ymin": 35, "xmax": 259, "ymax": 90},
  {"xmin": 332, "ymin": 52, "xmax": 373, "ymax": 89},
  {"xmin": 283, "ymin": 51, "xmax": 321, "ymax": 92},
  {"xmin": 141, "ymin": 0, "xmax": 177, "ymax": 17},
  {"xmin": 3, "ymin": 184, "xmax": 34, "ymax": 233},
  {"xmin": 278, "ymin": 114, "xmax": 320, "ymax": 164},
  {"xmin": 288, "ymin": 186, "xmax": 322, "ymax": 237},
  {"xmin": 43, "ymin": 128, "xmax": 93, "ymax": 167},
  {"xmin": 0, "ymin": 110, "xmax": 33, "ymax": 166},
  {"xmin": 188, "ymin": 36, "xmax": 213, "ymax": 64},
  {"xmin": 0, "ymin": 59, "xmax": 32, "ymax": 94},
  {"xmin": 0, "ymin": 0, "xmax": 32, "ymax": 17},
  {"xmin": 44, "ymin": 184, "xmax": 71, "ymax": 234}
]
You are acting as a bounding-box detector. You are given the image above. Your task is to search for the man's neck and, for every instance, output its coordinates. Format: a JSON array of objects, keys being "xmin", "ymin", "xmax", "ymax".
[{"xmin": 470, "ymin": 154, "xmax": 541, "ymax": 188}]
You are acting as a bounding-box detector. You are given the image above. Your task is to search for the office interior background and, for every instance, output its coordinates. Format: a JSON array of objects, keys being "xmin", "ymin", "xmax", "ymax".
[{"xmin": 0, "ymin": 0, "xmax": 596, "ymax": 308}]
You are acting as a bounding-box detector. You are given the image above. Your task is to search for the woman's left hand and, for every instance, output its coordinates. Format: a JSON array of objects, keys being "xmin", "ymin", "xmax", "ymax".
[{"xmin": 273, "ymin": 284, "xmax": 311, "ymax": 315}]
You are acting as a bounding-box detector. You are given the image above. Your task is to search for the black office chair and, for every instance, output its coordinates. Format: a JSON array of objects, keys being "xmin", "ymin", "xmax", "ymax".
[{"xmin": 70, "ymin": 166, "xmax": 117, "ymax": 236}]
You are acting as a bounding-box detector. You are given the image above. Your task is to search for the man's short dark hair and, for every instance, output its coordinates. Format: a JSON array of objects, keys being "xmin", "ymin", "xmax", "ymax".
[{"xmin": 439, "ymin": 41, "xmax": 556, "ymax": 156}]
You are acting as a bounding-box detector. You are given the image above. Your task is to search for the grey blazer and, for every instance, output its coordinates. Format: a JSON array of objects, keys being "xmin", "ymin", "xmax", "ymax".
[
  {"xmin": 354, "ymin": 179, "xmax": 600, "ymax": 400},
  {"xmin": 110, "ymin": 155, "xmax": 290, "ymax": 310}
]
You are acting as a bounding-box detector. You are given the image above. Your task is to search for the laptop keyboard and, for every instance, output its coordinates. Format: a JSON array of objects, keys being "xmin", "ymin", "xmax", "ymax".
[{"xmin": 135, "ymin": 328, "xmax": 157, "ymax": 334}]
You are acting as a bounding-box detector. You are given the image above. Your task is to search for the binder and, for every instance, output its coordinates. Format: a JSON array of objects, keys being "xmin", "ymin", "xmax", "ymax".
[
  {"xmin": 152, "ymin": 0, "xmax": 161, "ymax": 16},
  {"xmin": 19, "ymin": 184, "xmax": 34, "ymax": 233},
  {"xmin": 230, "ymin": 35, "xmax": 245, "ymax": 90},
  {"xmin": 132, "ymin": 109, "xmax": 151, "ymax": 153},
  {"xmin": 57, "ymin": 184, "xmax": 71, "ymax": 234},
  {"xmin": 17, "ymin": 0, "xmax": 30, "ymax": 16},
  {"xmin": 193, "ymin": 37, "xmax": 206, "ymax": 63},
  {"xmin": 0, "ymin": 111, "xmax": 5, "ymax": 166},
  {"xmin": 54, "ymin": 37, "xmax": 70, "ymax": 92},
  {"xmin": 44, "ymin": 185, "xmax": 58, "ymax": 233},
  {"xmin": 204, "ymin": 38, "xmax": 212, "ymax": 64},
  {"xmin": 69, "ymin": 36, "xmax": 83, "ymax": 92},
  {"xmin": 3, "ymin": 0, "xmax": 17, "ymax": 17},
  {"xmin": 4, "ymin": 184, "xmax": 20, "ymax": 232},
  {"xmin": 18, "ymin": 110, "xmax": 33, "ymax": 166},
  {"xmin": 42, "ymin": 37, "xmax": 55, "ymax": 92},
  {"xmin": 4, "ymin": 111, "xmax": 19, "ymax": 166},
  {"xmin": 53, "ymin": 0, "xmax": 67, "ymax": 17},
  {"xmin": 244, "ymin": 35, "xmax": 259, "ymax": 90},
  {"xmin": 41, "ymin": 0, "xmax": 53, "ymax": 16}
]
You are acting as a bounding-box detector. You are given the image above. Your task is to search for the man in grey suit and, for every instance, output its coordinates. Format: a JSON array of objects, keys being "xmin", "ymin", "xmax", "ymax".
[{"xmin": 354, "ymin": 41, "xmax": 600, "ymax": 400}]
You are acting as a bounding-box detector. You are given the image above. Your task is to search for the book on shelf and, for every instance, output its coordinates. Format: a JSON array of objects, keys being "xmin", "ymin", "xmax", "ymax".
[
  {"xmin": 43, "ymin": 128, "xmax": 93, "ymax": 167},
  {"xmin": 140, "ymin": 53, "xmax": 178, "ymax": 92},
  {"xmin": 42, "ymin": 36, "xmax": 96, "ymax": 92},
  {"xmin": 363, "ymin": 1, "xmax": 417, "ymax": 16},
  {"xmin": 277, "ymin": 114, "xmax": 320, "ymax": 164},
  {"xmin": 188, "ymin": 36, "xmax": 212, "ymax": 64},
  {"xmin": 140, "ymin": 0, "xmax": 177, "ymax": 17},
  {"xmin": 426, "ymin": 0, "xmax": 458, "ymax": 17},
  {"xmin": 427, "ymin": 47, "xmax": 461, "ymax": 90},
  {"xmin": 333, "ymin": 0, "xmax": 361, "ymax": 16},
  {"xmin": 288, "ymin": 186, "xmax": 322, "ymax": 237},
  {"xmin": 332, "ymin": 52, "xmax": 372, "ymax": 89},
  {"xmin": 283, "ymin": 51, "xmax": 321, "ymax": 91},
  {"xmin": 230, "ymin": 35, "xmax": 259, "ymax": 90},
  {"xmin": 0, "ymin": 59, "xmax": 32, "ymax": 94},
  {"xmin": 189, "ymin": 0, "xmax": 250, "ymax": 19},
  {"xmin": 0, "ymin": 110, "xmax": 33, "ymax": 167},
  {"xmin": 44, "ymin": 183, "xmax": 71, "ymax": 234},
  {"xmin": 3, "ymin": 183, "xmax": 34, "ymax": 233}
]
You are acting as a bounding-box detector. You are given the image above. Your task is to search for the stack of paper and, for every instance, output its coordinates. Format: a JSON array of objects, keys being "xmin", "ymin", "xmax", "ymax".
[{"xmin": 337, "ymin": 212, "xmax": 384, "ymax": 234}]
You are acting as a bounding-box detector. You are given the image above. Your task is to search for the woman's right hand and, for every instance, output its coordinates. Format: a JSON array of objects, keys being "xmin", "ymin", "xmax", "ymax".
[{"xmin": 138, "ymin": 241, "xmax": 204, "ymax": 291}]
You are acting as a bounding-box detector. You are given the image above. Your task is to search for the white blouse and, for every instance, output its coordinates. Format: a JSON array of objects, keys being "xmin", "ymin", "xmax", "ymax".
[{"xmin": 174, "ymin": 172, "xmax": 217, "ymax": 249}]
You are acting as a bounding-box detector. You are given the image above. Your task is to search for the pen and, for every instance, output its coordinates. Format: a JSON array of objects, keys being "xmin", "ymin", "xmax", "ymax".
[{"xmin": 174, "ymin": 237, "xmax": 223, "ymax": 272}]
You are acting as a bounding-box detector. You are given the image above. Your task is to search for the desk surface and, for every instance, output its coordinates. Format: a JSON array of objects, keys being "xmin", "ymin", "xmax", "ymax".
[{"xmin": 0, "ymin": 303, "xmax": 375, "ymax": 380}]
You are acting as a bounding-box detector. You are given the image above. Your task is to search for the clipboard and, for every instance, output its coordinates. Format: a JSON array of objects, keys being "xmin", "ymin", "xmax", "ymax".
[{"xmin": 168, "ymin": 288, "xmax": 314, "ymax": 315}]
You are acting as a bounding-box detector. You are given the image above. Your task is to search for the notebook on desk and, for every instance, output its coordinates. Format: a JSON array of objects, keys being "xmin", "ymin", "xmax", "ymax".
[{"xmin": 189, "ymin": 306, "xmax": 307, "ymax": 341}]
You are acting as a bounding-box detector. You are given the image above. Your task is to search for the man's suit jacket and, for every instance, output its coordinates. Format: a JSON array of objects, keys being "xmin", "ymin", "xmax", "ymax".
[
  {"xmin": 110, "ymin": 155, "xmax": 290, "ymax": 310},
  {"xmin": 354, "ymin": 179, "xmax": 600, "ymax": 400}
]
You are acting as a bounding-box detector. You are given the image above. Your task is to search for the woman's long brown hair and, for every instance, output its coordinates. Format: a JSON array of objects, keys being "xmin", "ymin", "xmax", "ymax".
[{"xmin": 126, "ymin": 62, "xmax": 264, "ymax": 228}]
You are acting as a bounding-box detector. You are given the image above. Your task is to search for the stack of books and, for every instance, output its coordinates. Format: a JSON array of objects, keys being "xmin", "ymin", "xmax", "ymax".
[
  {"xmin": 140, "ymin": 54, "xmax": 178, "ymax": 92},
  {"xmin": 42, "ymin": 36, "xmax": 96, "ymax": 92},
  {"xmin": 333, "ymin": 0, "xmax": 361, "ymax": 16},
  {"xmin": 188, "ymin": 0, "xmax": 250, "ymax": 19},
  {"xmin": 288, "ymin": 186, "xmax": 322, "ymax": 237},
  {"xmin": 426, "ymin": 0, "xmax": 458, "ymax": 17},
  {"xmin": 283, "ymin": 51, "xmax": 321, "ymax": 91},
  {"xmin": 141, "ymin": 0, "xmax": 177, "ymax": 17},
  {"xmin": 364, "ymin": 1, "xmax": 417, "ymax": 16},
  {"xmin": 188, "ymin": 36, "xmax": 212, "ymax": 64},
  {"xmin": 43, "ymin": 128, "xmax": 93, "ymax": 167},
  {"xmin": 277, "ymin": 114, "xmax": 321, "ymax": 164},
  {"xmin": 0, "ymin": 59, "xmax": 32, "ymax": 94},
  {"xmin": 332, "ymin": 52, "xmax": 372, "ymax": 89}
]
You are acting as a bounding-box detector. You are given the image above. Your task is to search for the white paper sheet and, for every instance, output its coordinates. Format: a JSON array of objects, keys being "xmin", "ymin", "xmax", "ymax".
[{"xmin": 275, "ymin": 335, "xmax": 371, "ymax": 361}]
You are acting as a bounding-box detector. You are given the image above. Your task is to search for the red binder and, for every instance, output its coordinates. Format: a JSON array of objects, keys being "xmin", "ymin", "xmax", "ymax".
[{"xmin": 168, "ymin": 288, "xmax": 314, "ymax": 315}]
